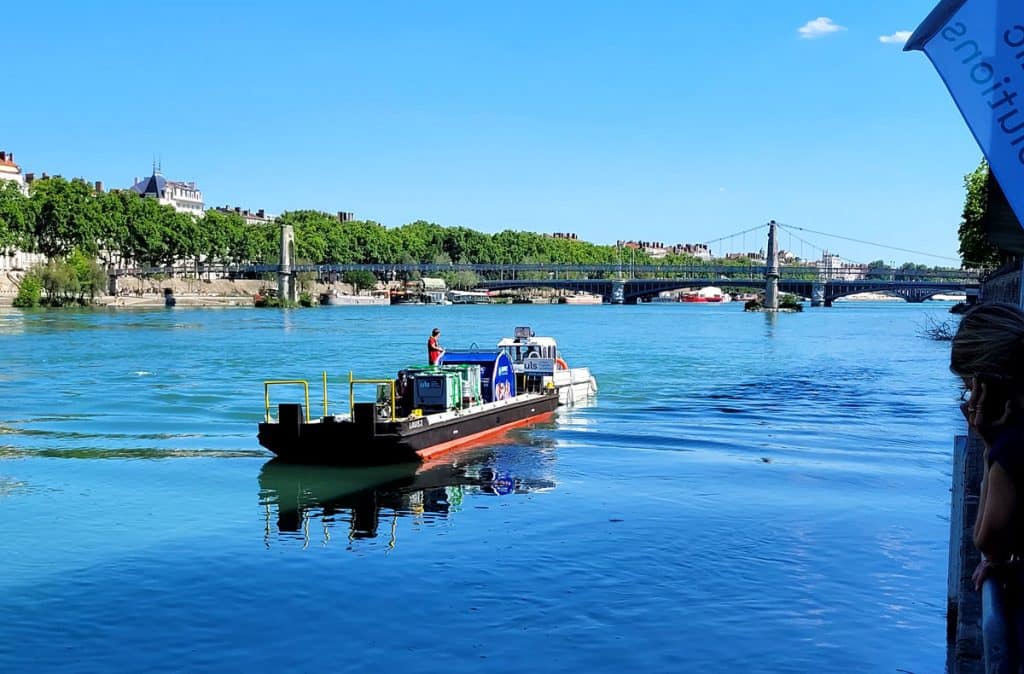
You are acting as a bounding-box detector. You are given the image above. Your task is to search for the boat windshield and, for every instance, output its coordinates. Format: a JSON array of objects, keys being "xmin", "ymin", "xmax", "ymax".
[{"xmin": 500, "ymin": 343, "xmax": 557, "ymax": 363}]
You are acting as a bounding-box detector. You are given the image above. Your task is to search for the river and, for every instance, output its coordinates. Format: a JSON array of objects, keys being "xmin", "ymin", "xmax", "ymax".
[{"xmin": 0, "ymin": 302, "xmax": 961, "ymax": 673}]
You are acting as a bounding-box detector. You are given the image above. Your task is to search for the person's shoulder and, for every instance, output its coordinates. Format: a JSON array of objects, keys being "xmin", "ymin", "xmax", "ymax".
[{"xmin": 989, "ymin": 423, "xmax": 1024, "ymax": 475}]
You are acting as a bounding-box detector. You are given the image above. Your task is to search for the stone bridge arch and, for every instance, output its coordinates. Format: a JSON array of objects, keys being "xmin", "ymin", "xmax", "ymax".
[
  {"xmin": 824, "ymin": 284, "xmax": 964, "ymax": 305},
  {"xmin": 625, "ymin": 279, "xmax": 769, "ymax": 303}
]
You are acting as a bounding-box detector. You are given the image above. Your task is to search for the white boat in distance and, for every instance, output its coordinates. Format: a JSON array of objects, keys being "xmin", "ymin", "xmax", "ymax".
[
  {"xmin": 448, "ymin": 289, "xmax": 492, "ymax": 304},
  {"xmin": 319, "ymin": 290, "xmax": 390, "ymax": 306},
  {"xmin": 560, "ymin": 292, "xmax": 603, "ymax": 305}
]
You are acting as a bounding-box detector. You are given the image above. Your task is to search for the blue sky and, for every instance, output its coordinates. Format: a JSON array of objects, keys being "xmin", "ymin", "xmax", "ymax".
[{"xmin": 2, "ymin": 1, "xmax": 981, "ymax": 264}]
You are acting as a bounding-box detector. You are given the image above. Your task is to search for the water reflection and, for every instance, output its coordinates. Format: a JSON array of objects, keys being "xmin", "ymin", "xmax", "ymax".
[
  {"xmin": 0, "ymin": 475, "xmax": 32, "ymax": 498},
  {"xmin": 258, "ymin": 433, "xmax": 557, "ymax": 550}
]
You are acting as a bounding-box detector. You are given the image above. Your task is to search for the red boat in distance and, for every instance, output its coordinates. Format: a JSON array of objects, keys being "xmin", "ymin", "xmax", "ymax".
[{"xmin": 680, "ymin": 286, "xmax": 725, "ymax": 303}]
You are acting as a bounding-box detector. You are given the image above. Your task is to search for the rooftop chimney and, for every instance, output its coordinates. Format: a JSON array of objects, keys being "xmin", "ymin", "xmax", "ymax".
[
  {"xmin": 95, "ymin": 181, "xmax": 103, "ymax": 193},
  {"xmin": 0, "ymin": 152, "xmax": 6, "ymax": 161},
  {"xmin": 257, "ymin": 209, "xmax": 265, "ymax": 218}
]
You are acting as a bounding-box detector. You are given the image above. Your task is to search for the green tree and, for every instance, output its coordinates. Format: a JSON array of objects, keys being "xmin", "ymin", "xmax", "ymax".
[
  {"xmin": 343, "ymin": 270, "xmax": 378, "ymax": 292},
  {"xmin": 12, "ymin": 272, "xmax": 42, "ymax": 308},
  {"xmin": 392, "ymin": 221, "xmax": 446, "ymax": 262},
  {"xmin": 197, "ymin": 209, "xmax": 231, "ymax": 267},
  {"xmin": 0, "ymin": 182, "xmax": 35, "ymax": 254},
  {"xmin": 958, "ymin": 160, "xmax": 1000, "ymax": 268},
  {"xmin": 38, "ymin": 258, "xmax": 79, "ymax": 306},
  {"xmin": 239, "ymin": 223, "xmax": 279, "ymax": 264},
  {"xmin": 123, "ymin": 196, "xmax": 173, "ymax": 267},
  {"xmin": 30, "ymin": 177, "xmax": 102, "ymax": 258},
  {"xmin": 167, "ymin": 209, "xmax": 203, "ymax": 270},
  {"xmin": 93, "ymin": 190, "xmax": 132, "ymax": 269},
  {"xmin": 446, "ymin": 270, "xmax": 480, "ymax": 290},
  {"xmin": 278, "ymin": 210, "xmax": 332, "ymax": 262},
  {"xmin": 67, "ymin": 249, "xmax": 108, "ymax": 303}
]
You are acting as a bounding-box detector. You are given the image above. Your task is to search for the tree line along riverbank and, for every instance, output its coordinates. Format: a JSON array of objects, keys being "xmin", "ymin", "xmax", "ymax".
[
  {"xmin": 0, "ymin": 177, "xmax": 703, "ymax": 271},
  {"xmin": 1, "ymin": 175, "xmax": 968, "ymax": 308}
]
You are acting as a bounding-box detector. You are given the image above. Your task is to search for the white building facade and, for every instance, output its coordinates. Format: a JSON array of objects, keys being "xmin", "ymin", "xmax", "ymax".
[
  {"xmin": 129, "ymin": 168, "xmax": 204, "ymax": 215},
  {"xmin": 815, "ymin": 252, "xmax": 868, "ymax": 281},
  {"xmin": 0, "ymin": 151, "xmax": 28, "ymax": 195}
]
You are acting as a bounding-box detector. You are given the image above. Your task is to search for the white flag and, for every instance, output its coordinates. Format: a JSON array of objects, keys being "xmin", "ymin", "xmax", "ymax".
[{"xmin": 907, "ymin": 0, "xmax": 1024, "ymax": 223}]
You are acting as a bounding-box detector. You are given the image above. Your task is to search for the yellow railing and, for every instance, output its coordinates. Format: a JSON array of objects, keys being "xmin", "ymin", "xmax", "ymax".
[
  {"xmin": 322, "ymin": 371, "xmax": 328, "ymax": 418},
  {"xmin": 263, "ymin": 380, "xmax": 311, "ymax": 423},
  {"xmin": 348, "ymin": 371, "xmax": 397, "ymax": 422}
]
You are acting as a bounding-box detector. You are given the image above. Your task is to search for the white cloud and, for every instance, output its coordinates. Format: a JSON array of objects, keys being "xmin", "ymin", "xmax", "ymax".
[
  {"xmin": 798, "ymin": 17, "xmax": 845, "ymax": 39},
  {"xmin": 879, "ymin": 31, "xmax": 912, "ymax": 45}
]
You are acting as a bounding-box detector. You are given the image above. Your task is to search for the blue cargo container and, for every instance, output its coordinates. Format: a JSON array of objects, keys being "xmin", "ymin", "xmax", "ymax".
[{"xmin": 438, "ymin": 350, "xmax": 516, "ymax": 402}]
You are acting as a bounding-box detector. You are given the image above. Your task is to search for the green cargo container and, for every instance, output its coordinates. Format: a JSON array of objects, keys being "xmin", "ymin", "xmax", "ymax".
[{"xmin": 412, "ymin": 372, "xmax": 462, "ymax": 412}]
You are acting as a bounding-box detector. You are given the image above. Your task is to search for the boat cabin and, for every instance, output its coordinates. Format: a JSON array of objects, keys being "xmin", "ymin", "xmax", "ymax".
[{"xmin": 496, "ymin": 327, "xmax": 561, "ymax": 374}]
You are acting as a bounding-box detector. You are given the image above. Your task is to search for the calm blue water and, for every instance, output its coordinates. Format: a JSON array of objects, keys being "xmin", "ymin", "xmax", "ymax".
[{"xmin": 0, "ymin": 303, "xmax": 961, "ymax": 673}]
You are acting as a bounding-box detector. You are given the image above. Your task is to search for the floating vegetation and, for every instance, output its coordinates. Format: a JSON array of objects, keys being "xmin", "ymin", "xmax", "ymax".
[{"xmin": 919, "ymin": 314, "xmax": 958, "ymax": 341}]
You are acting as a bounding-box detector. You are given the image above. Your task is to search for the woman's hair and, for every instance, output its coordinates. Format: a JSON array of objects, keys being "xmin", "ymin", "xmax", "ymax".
[
  {"xmin": 950, "ymin": 302, "xmax": 1024, "ymax": 378},
  {"xmin": 432, "ymin": 328, "xmax": 440, "ymax": 336}
]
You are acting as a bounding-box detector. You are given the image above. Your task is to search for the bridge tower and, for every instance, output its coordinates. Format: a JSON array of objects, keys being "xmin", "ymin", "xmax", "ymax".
[
  {"xmin": 765, "ymin": 220, "xmax": 780, "ymax": 311},
  {"xmin": 278, "ymin": 224, "xmax": 297, "ymax": 303}
]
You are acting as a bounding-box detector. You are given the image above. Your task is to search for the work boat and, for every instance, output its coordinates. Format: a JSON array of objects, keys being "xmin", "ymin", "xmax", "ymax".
[
  {"xmin": 492, "ymin": 327, "xmax": 597, "ymax": 406},
  {"xmin": 258, "ymin": 350, "xmax": 558, "ymax": 465}
]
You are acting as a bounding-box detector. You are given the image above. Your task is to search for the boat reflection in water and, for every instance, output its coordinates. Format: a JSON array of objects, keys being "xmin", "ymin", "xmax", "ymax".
[{"xmin": 257, "ymin": 427, "xmax": 557, "ymax": 550}]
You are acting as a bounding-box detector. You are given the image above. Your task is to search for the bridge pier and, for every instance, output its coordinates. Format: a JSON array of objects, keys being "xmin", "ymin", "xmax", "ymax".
[
  {"xmin": 610, "ymin": 281, "xmax": 625, "ymax": 304},
  {"xmin": 811, "ymin": 282, "xmax": 825, "ymax": 308},
  {"xmin": 278, "ymin": 224, "xmax": 297, "ymax": 303},
  {"xmin": 764, "ymin": 221, "xmax": 781, "ymax": 311}
]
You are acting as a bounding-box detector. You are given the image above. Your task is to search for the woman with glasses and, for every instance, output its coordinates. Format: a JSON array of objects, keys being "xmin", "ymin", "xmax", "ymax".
[{"xmin": 951, "ymin": 302, "xmax": 1024, "ymax": 673}]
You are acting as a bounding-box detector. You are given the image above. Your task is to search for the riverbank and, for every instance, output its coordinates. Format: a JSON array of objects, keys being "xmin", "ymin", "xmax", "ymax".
[{"xmin": 0, "ymin": 274, "xmax": 364, "ymax": 308}]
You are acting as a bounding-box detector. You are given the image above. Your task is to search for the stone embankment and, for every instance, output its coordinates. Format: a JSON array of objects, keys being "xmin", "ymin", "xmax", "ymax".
[
  {"xmin": 102, "ymin": 277, "xmax": 265, "ymax": 307},
  {"xmin": 0, "ymin": 273, "xmax": 360, "ymax": 308}
]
